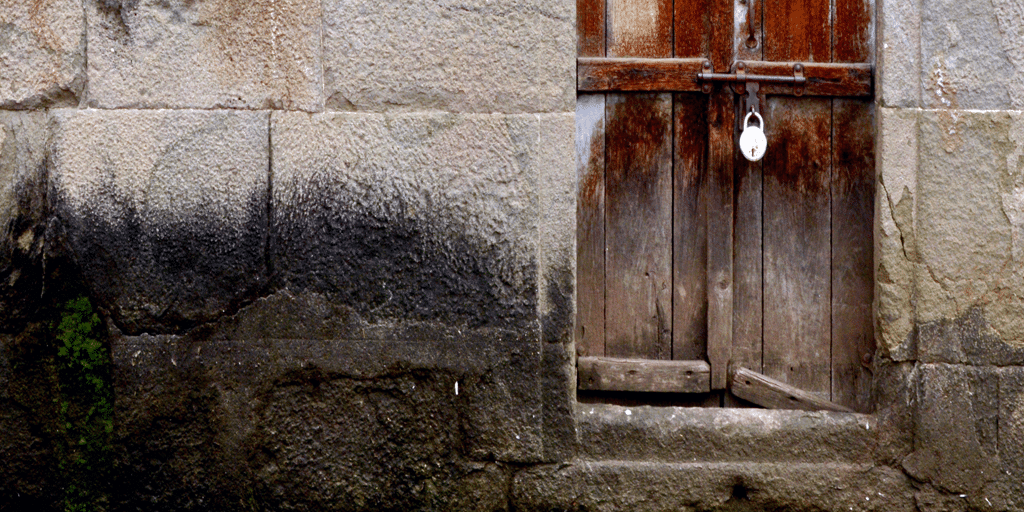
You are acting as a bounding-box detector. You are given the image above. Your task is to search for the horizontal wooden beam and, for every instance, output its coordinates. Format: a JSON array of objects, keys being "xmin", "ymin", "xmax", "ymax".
[
  {"xmin": 729, "ymin": 366, "xmax": 854, "ymax": 413},
  {"xmin": 577, "ymin": 357, "xmax": 711, "ymax": 393},
  {"xmin": 578, "ymin": 58, "xmax": 872, "ymax": 97}
]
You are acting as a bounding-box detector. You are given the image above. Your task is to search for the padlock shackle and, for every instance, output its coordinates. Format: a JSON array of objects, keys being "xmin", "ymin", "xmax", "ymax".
[{"xmin": 743, "ymin": 111, "xmax": 763, "ymax": 130}]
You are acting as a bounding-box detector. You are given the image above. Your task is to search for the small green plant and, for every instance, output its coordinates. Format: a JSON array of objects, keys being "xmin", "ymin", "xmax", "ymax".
[{"xmin": 52, "ymin": 296, "xmax": 113, "ymax": 512}]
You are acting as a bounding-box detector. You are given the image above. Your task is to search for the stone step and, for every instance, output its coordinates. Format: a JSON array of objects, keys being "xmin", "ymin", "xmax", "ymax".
[{"xmin": 576, "ymin": 403, "xmax": 877, "ymax": 464}]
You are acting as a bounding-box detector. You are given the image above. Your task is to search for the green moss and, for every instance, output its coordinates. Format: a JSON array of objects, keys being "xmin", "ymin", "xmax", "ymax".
[{"xmin": 52, "ymin": 296, "xmax": 113, "ymax": 512}]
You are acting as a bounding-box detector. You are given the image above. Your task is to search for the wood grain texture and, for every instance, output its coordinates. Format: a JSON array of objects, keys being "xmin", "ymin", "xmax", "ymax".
[
  {"xmin": 607, "ymin": 0, "xmax": 673, "ymax": 58},
  {"xmin": 674, "ymin": 0, "xmax": 711, "ymax": 58},
  {"xmin": 834, "ymin": 0, "xmax": 873, "ymax": 63},
  {"xmin": 730, "ymin": 366, "xmax": 854, "ymax": 412},
  {"xmin": 578, "ymin": 357, "xmax": 711, "ymax": 393},
  {"xmin": 604, "ymin": 93, "xmax": 674, "ymax": 359},
  {"xmin": 578, "ymin": 58, "xmax": 705, "ymax": 92},
  {"xmin": 747, "ymin": 62, "xmax": 873, "ymax": 97},
  {"xmin": 735, "ymin": 0, "xmax": 764, "ymax": 62},
  {"xmin": 578, "ymin": 0, "xmax": 606, "ymax": 57},
  {"xmin": 732, "ymin": 136, "xmax": 763, "ymax": 374},
  {"xmin": 706, "ymin": 89, "xmax": 735, "ymax": 389},
  {"xmin": 762, "ymin": 96, "xmax": 832, "ymax": 398},
  {"xmin": 709, "ymin": 0, "xmax": 733, "ymax": 71},
  {"xmin": 831, "ymin": 98, "xmax": 875, "ymax": 413},
  {"xmin": 673, "ymin": 93, "xmax": 709, "ymax": 361},
  {"xmin": 764, "ymin": 0, "xmax": 831, "ymax": 62},
  {"xmin": 576, "ymin": 94, "xmax": 607, "ymax": 358}
]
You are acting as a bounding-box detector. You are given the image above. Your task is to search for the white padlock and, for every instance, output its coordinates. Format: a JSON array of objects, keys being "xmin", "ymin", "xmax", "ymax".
[{"xmin": 739, "ymin": 111, "xmax": 767, "ymax": 162}]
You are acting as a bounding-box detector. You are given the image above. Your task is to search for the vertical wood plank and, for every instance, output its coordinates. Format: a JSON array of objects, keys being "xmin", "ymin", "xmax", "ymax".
[
  {"xmin": 732, "ymin": 140, "xmax": 763, "ymax": 374},
  {"xmin": 576, "ymin": 94, "xmax": 607, "ymax": 357},
  {"xmin": 705, "ymin": 0, "xmax": 734, "ymax": 391},
  {"xmin": 605, "ymin": 93, "xmax": 674, "ymax": 359},
  {"xmin": 831, "ymin": 98, "xmax": 875, "ymax": 412},
  {"xmin": 764, "ymin": 0, "xmax": 831, "ymax": 62},
  {"xmin": 578, "ymin": 0, "xmax": 607, "ymax": 57},
  {"xmin": 834, "ymin": 0, "xmax": 873, "ymax": 62},
  {"xmin": 607, "ymin": 0, "xmax": 674, "ymax": 57},
  {"xmin": 762, "ymin": 96, "xmax": 832, "ymax": 397},
  {"xmin": 735, "ymin": 0, "xmax": 764, "ymax": 62},
  {"xmin": 674, "ymin": 0, "xmax": 711, "ymax": 58},
  {"xmin": 673, "ymin": 93, "xmax": 708, "ymax": 361}
]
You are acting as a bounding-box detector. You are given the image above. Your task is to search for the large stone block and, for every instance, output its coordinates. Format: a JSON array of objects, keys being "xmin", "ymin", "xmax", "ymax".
[
  {"xmin": 51, "ymin": 109, "xmax": 269, "ymax": 334},
  {"xmin": 999, "ymin": 367, "xmax": 1024, "ymax": 512},
  {"xmin": 877, "ymin": 0, "xmax": 921, "ymax": 107},
  {"xmin": 915, "ymin": 110, "xmax": 1024, "ymax": 354},
  {"xmin": 322, "ymin": 0, "xmax": 575, "ymax": 113},
  {"xmin": 921, "ymin": 0, "xmax": 1024, "ymax": 110},
  {"xmin": 512, "ymin": 462, "xmax": 916, "ymax": 512},
  {"xmin": 0, "ymin": 112, "xmax": 50, "ymax": 331},
  {"xmin": 876, "ymin": 108, "xmax": 918, "ymax": 361},
  {"xmin": 903, "ymin": 364, "xmax": 1001, "ymax": 498},
  {"xmin": 270, "ymin": 112, "xmax": 574, "ymax": 336},
  {"xmin": 111, "ymin": 335, "xmax": 535, "ymax": 508},
  {"xmin": 85, "ymin": 0, "xmax": 323, "ymax": 110},
  {"xmin": 0, "ymin": 0, "xmax": 85, "ymax": 108}
]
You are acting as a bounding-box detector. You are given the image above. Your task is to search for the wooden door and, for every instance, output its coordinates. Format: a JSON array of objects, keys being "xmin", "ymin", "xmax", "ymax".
[{"xmin": 575, "ymin": 0, "xmax": 875, "ymax": 412}]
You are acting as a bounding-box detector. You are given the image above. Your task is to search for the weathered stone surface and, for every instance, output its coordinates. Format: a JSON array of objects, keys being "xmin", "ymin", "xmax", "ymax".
[
  {"xmin": 535, "ymin": 117, "xmax": 576, "ymax": 345},
  {"xmin": 903, "ymin": 364, "xmax": 1000, "ymax": 496},
  {"xmin": 871, "ymin": 360, "xmax": 915, "ymax": 467},
  {"xmin": 915, "ymin": 110, "xmax": 1024, "ymax": 354},
  {"xmin": 0, "ymin": 0, "xmax": 85, "ymax": 108},
  {"xmin": 112, "ymin": 335, "xmax": 536, "ymax": 509},
  {"xmin": 999, "ymin": 367, "xmax": 1024, "ymax": 512},
  {"xmin": 51, "ymin": 109, "xmax": 269, "ymax": 334},
  {"xmin": 921, "ymin": 0, "xmax": 1024, "ymax": 110},
  {"xmin": 0, "ymin": 112, "xmax": 50, "ymax": 332},
  {"xmin": 85, "ymin": 0, "xmax": 323, "ymax": 110},
  {"xmin": 322, "ymin": 0, "xmax": 574, "ymax": 113},
  {"xmin": 541, "ymin": 341, "xmax": 577, "ymax": 462},
  {"xmin": 512, "ymin": 461, "xmax": 916, "ymax": 512},
  {"xmin": 876, "ymin": 107, "xmax": 918, "ymax": 361},
  {"xmin": 577, "ymin": 404, "xmax": 876, "ymax": 464},
  {"xmin": 270, "ymin": 112, "xmax": 574, "ymax": 335},
  {"xmin": 877, "ymin": 0, "xmax": 921, "ymax": 107}
]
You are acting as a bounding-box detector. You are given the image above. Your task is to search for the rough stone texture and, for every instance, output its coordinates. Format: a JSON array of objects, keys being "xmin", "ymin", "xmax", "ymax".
[
  {"xmin": 512, "ymin": 461, "xmax": 916, "ymax": 512},
  {"xmin": 903, "ymin": 364, "xmax": 1002, "ymax": 499},
  {"xmin": 876, "ymin": 107, "xmax": 918, "ymax": 361},
  {"xmin": 111, "ymin": 335, "xmax": 532, "ymax": 509},
  {"xmin": 51, "ymin": 109, "xmax": 269, "ymax": 334},
  {"xmin": 85, "ymin": 0, "xmax": 323, "ymax": 111},
  {"xmin": 0, "ymin": 112, "xmax": 50, "ymax": 332},
  {"xmin": 577, "ymin": 405, "xmax": 876, "ymax": 464},
  {"xmin": 913, "ymin": 109, "xmax": 1024, "ymax": 357},
  {"xmin": 876, "ymin": 0, "xmax": 921, "ymax": 108},
  {"xmin": 322, "ymin": 0, "xmax": 574, "ymax": 113},
  {"xmin": 0, "ymin": 0, "xmax": 85, "ymax": 109},
  {"xmin": 921, "ymin": 0, "xmax": 1024, "ymax": 110},
  {"xmin": 1000, "ymin": 367, "xmax": 1024, "ymax": 512},
  {"xmin": 270, "ymin": 111, "xmax": 574, "ymax": 336}
]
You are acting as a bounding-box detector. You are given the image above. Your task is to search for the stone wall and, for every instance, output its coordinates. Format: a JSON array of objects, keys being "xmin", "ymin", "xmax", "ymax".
[{"xmin": 2, "ymin": 0, "xmax": 1024, "ymax": 510}]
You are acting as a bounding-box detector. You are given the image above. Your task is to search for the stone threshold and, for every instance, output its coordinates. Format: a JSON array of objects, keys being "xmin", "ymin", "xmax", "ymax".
[{"xmin": 576, "ymin": 403, "xmax": 877, "ymax": 464}]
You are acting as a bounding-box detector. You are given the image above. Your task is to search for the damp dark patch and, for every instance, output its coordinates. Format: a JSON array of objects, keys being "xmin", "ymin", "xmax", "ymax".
[
  {"xmin": 541, "ymin": 265, "xmax": 574, "ymax": 344},
  {"xmin": 271, "ymin": 201, "xmax": 537, "ymax": 332},
  {"xmin": 95, "ymin": 0, "xmax": 139, "ymax": 38},
  {"xmin": 54, "ymin": 188, "xmax": 268, "ymax": 335}
]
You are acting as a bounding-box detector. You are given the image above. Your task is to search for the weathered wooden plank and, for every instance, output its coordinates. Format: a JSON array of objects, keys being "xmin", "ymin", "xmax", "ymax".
[
  {"xmin": 578, "ymin": 0, "xmax": 606, "ymax": 57},
  {"xmin": 735, "ymin": 0, "xmax": 764, "ymax": 62},
  {"xmin": 579, "ymin": 59, "xmax": 872, "ymax": 97},
  {"xmin": 674, "ymin": 0, "xmax": 711, "ymax": 58},
  {"xmin": 578, "ymin": 58, "xmax": 705, "ymax": 92},
  {"xmin": 604, "ymin": 93, "xmax": 674, "ymax": 359},
  {"xmin": 831, "ymin": 98, "xmax": 875, "ymax": 413},
  {"xmin": 709, "ymin": 0, "xmax": 733, "ymax": 72},
  {"xmin": 762, "ymin": 96, "xmax": 832, "ymax": 397},
  {"xmin": 730, "ymin": 366, "xmax": 855, "ymax": 412},
  {"xmin": 732, "ymin": 126, "xmax": 763, "ymax": 375},
  {"xmin": 764, "ymin": 0, "xmax": 831, "ymax": 62},
  {"xmin": 706, "ymin": 89, "xmax": 734, "ymax": 390},
  {"xmin": 578, "ymin": 357, "xmax": 711, "ymax": 393},
  {"xmin": 834, "ymin": 0, "xmax": 873, "ymax": 63},
  {"xmin": 607, "ymin": 0, "xmax": 673, "ymax": 58},
  {"xmin": 576, "ymin": 94, "xmax": 607, "ymax": 358},
  {"xmin": 673, "ymin": 93, "xmax": 708, "ymax": 361}
]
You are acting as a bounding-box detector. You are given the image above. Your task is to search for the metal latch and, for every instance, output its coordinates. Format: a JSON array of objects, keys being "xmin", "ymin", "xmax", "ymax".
[{"xmin": 698, "ymin": 61, "xmax": 805, "ymax": 114}]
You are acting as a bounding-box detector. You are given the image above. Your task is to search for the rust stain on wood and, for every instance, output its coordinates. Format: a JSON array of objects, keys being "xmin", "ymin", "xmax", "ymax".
[
  {"xmin": 764, "ymin": 0, "xmax": 830, "ymax": 62},
  {"xmin": 578, "ymin": 0, "xmax": 606, "ymax": 56},
  {"xmin": 577, "ymin": 94, "xmax": 607, "ymax": 357},
  {"xmin": 834, "ymin": 0, "xmax": 873, "ymax": 63},
  {"xmin": 674, "ymin": 0, "xmax": 711, "ymax": 58}
]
